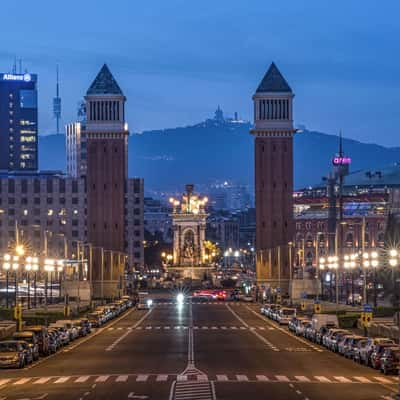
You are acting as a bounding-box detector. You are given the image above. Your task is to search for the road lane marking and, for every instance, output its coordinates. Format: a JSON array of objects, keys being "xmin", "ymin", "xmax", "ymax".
[
  {"xmin": 334, "ymin": 376, "xmax": 352, "ymax": 383},
  {"xmin": 106, "ymin": 307, "xmax": 154, "ymax": 351},
  {"xmin": 54, "ymin": 376, "xmax": 70, "ymax": 384},
  {"xmin": 353, "ymin": 376, "xmax": 372, "ymax": 383},
  {"xmin": 245, "ymin": 306, "xmax": 323, "ymax": 352},
  {"xmin": 276, "ymin": 375, "xmax": 290, "ymax": 382},
  {"xmin": 295, "ymin": 376, "xmax": 311, "ymax": 382},
  {"xmin": 95, "ymin": 375, "xmax": 110, "ymax": 382},
  {"xmin": 156, "ymin": 375, "xmax": 169, "ymax": 382},
  {"xmin": 226, "ymin": 304, "xmax": 279, "ymax": 352},
  {"xmin": 75, "ymin": 376, "xmax": 90, "ymax": 383},
  {"xmin": 216, "ymin": 375, "xmax": 228, "ymax": 381},
  {"xmin": 315, "ymin": 376, "xmax": 331, "ymax": 383},
  {"xmin": 374, "ymin": 377, "xmax": 393, "ymax": 384},
  {"xmin": 136, "ymin": 375, "xmax": 149, "ymax": 382},
  {"xmin": 236, "ymin": 375, "xmax": 248, "ymax": 381},
  {"xmin": 14, "ymin": 378, "xmax": 31, "ymax": 385},
  {"xmin": 116, "ymin": 375, "xmax": 129, "ymax": 382},
  {"xmin": 256, "ymin": 375, "xmax": 269, "ymax": 381},
  {"xmin": 34, "ymin": 377, "xmax": 52, "ymax": 384},
  {"xmin": 0, "ymin": 380, "xmax": 10, "ymax": 387}
]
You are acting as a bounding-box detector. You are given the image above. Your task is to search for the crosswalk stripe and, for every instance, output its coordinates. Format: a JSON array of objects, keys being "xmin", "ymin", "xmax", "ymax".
[
  {"xmin": 240, "ymin": 326, "xmax": 246, "ymax": 330},
  {"xmin": 256, "ymin": 375, "xmax": 269, "ymax": 381},
  {"xmin": 353, "ymin": 376, "xmax": 372, "ymax": 383},
  {"xmin": 216, "ymin": 374, "xmax": 228, "ymax": 381},
  {"xmin": 136, "ymin": 374, "xmax": 148, "ymax": 382},
  {"xmin": 236, "ymin": 374, "xmax": 248, "ymax": 381},
  {"xmin": 259, "ymin": 327, "xmax": 265, "ymax": 330},
  {"xmin": 221, "ymin": 326, "xmax": 227, "ymax": 330},
  {"xmin": 34, "ymin": 377, "xmax": 52, "ymax": 384},
  {"xmin": 196, "ymin": 375, "xmax": 208, "ymax": 381},
  {"xmin": 54, "ymin": 376, "xmax": 70, "ymax": 384},
  {"xmin": 136, "ymin": 327, "xmax": 142, "ymax": 330},
  {"xmin": 0, "ymin": 379, "xmax": 10, "ymax": 387},
  {"xmin": 374, "ymin": 376, "xmax": 393, "ymax": 384},
  {"xmin": 276, "ymin": 375, "xmax": 290, "ymax": 382},
  {"xmin": 193, "ymin": 326, "xmax": 199, "ymax": 329},
  {"xmin": 95, "ymin": 375, "xmax": 110, "ymax": 382},
  {"xmin": 156, "ymin": 374, "xmax": 168, "ymax": 382},
  {"xmin": 108, "ymin": 327, "xmax": 114, "ymax": 331},
  {"xmin": 231, "ymin": 326, "xmax": 237, "ymax": 330},
  {"xmin": 177, "ymin": 375, "xmax": 188, "ymax": 381},
  {"xmin": 75, "ymin": 376, "xmax": 90, "ymax": 383},
  {"xmin": 315, "ymin": 376, "xmax": 331, "ymax": 383},
  {"xmin": 333, "ymin": 376, "xmax": 352, "ymax": 383},
  {"xmin": 145, "ymin": 326, "xmax": 152, "ymax": 330},
  {"xmin": 14, "ymin": 378, "xmax": 31, "ymax": 385},
  {"xmin": 164, "ymin": 326, "xmax": 170, "ymax": 329},
  {"xmin": 116, "ymin": 375, "xmax": 129, "ymax": 382},
  {"xmin": 268, "ymin": 327, "xmax": 275, "ymax": 330},
  {"xmin": 202, "ymin": 326, "xmax": 208, "ymax": 330},
  {"xmin": 295, "ymin": 376, "xmax": 311, "ymax": 382}
]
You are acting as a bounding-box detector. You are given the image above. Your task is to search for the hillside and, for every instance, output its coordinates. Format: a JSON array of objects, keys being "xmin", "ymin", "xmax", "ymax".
[{"xmin": 39, "ymin": 121, "xmax": 400, "ymax": 190}]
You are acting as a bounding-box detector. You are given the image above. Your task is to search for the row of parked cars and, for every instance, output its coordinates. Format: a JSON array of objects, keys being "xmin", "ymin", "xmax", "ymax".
[
  {"xmin": 0, "ymin": 296, "xmax": 133, "ymax": 369},
  {"xmin": 261, "ymin": 303, "xmax": 400, "ymax": 375}
]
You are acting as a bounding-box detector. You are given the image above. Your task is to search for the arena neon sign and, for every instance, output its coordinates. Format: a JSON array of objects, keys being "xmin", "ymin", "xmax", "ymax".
[
  {"xmin": 2, "ymin": 73, "xmax": 31, "ymax": 82},
  {"xmin": 332, "ymin": 156, "xmax": 351, "ymax": 166}
]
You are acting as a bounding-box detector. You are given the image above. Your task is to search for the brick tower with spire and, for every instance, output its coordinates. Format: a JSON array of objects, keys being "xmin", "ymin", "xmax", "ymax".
[
  {"xmin": 251, "ymin": 63, "xmax": 296, "ymax": 293},
  {"xmin": 85, "ymin": 64, "xmax": 128, "ymax": 298}
]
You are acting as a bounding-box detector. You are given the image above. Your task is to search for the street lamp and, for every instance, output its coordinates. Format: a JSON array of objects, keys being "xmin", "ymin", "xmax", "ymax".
[{"xmin": 2, "ymin": 257, "xmax": 11, "ymax": 308}]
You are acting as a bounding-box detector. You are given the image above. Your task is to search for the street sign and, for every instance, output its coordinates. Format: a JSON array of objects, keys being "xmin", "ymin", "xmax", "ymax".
[
  {"xmin": 363, "ymin": 304, "xmax": 373, "ymax": 313},
  {"xmin": 314, "ymin": 302, "xmax": 322, "ymax": 314},
  {"xmin": 361, "ymin": 311, "xmax": 373, "ymax": 327}
]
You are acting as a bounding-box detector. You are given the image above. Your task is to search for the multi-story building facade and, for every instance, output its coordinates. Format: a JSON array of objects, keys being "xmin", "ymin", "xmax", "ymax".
[
  {"xmin": 292, "ymin": 164, "xmax": 399, "ymax": 270},
  {"xmin": 0, "ymin": 173, "xmax": 144, "ymax": 270},
  {"xmin": 0, "ymin": 72, "xmax": 38, "ymax": 172}
]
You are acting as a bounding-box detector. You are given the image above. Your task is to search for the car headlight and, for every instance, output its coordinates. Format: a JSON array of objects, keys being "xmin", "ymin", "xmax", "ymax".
[
  {"xmin": 147, "ymin": 299, "xmax": 153, "ymax": 307},
  {"xmin": 176, "ymin": 293, "xmax": 184, "ymax": 304}
]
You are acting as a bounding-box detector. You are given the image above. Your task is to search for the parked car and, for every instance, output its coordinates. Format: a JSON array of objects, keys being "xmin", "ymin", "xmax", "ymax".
[
  {"xmin": 24, "ymin": 326, "xmax": 50, "ymax": 356},
  {"xmin": 370, "ymin": 344, "xmax": 398, "ymax": 370},
  {"xmin": 48, "ymin": 325, "xmax": 70, "ymax": 346},
  {"xmin": 295, "ymin": 319, "xmax": 311, "ymax": 336},
  {"xmin": 55, "ymin": 320, "xmax": 79, "ymax": 340},
  {"xmin": 12, "ymin": 331, "xmax": 39, "ymax": 361},
  {"xmin": 47, "ymin": 331, "xmax": 58, "ymax": 353},
  {"xmin": 276, "ymin": 308, "xmax": 296, "ymax": 325},
  {"xmin": 323, "ymin": 329, "xmax": 349, "ymax": 350},
  {"xmin": 17, "ymin": 341, "xmax": 34, "ymax": 364},
  {"xmin": 0, "ymin": 341, "xmax": 28, "ymax": 368},
  {"xmin": 345, "ymin": 336, "xmax": 368, "ymax": 359},
  {"xmin": 88, "ymin": 311, "xmax": 104, "ymax": 328},
  {"xmin": 380, "ymin": 347, "xmax": 400, "ymax": 375},
  {"xmin": 337, "ymin": 335, "xmax": 354, "ymax": 356},
  {"xmin": 360, "ymin": 337, "xmax": 395, "ymax": 366},
  {"xmin": 353, "ymin": 339, "xmax": 369, "ymax": 363},
  {"xmin": 288, "ymin": 316, "xmax": 306, "ymax": 333}
]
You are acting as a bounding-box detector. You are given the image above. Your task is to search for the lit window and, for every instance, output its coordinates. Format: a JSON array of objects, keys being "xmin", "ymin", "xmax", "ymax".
[
  {"xmin": 48, "ymin": 209, "xmax": 53, "ymax": 216},
  {"xmin": 23, "ymin": 209, "xmax": 28, "ymax": 216}
]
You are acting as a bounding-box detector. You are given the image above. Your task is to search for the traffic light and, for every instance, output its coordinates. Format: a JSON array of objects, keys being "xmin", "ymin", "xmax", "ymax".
[{"xmin": 314, "ymin": 302, "xmax": 322, "ymax": 314}]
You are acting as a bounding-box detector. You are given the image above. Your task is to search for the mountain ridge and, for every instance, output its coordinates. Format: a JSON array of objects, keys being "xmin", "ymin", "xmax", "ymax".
[{"xmin": 38, "ymin": 120, "xmax": 400, "ymax": 191}]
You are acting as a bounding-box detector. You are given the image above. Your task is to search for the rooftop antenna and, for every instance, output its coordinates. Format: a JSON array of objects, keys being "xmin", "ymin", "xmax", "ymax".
[
  {"xmin": 12, "ymin": 56, "xmax": 17, "ymax": 74},
  {"xmin": 53, "ymin": 64, "xmax": 62, "ymax": 134},
  {"xmin": 18, "ymin": 59, "xmax": 22, "ymax": 74},
  {"xmin": 338, "ymin": 129, "xmax": 343, "ymax": 157}
]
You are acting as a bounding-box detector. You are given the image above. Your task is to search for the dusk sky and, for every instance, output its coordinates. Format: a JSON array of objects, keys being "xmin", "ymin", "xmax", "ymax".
[{"xmin": 2, "ymin": 1, "xmax": 400, "ymax": 146}]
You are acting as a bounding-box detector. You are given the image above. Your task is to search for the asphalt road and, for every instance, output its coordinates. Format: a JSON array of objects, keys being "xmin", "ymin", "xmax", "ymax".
[{"xmin": 0, "ymin": 299, "xmax": 398, "ymax": 400}]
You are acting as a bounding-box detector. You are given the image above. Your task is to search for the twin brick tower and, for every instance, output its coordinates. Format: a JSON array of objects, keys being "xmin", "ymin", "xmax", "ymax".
[
  {"xmin": 251, "ymin": 63, "xmax": 296, "ymax": 294},
  {"xmin": 81, "ymin": 62, "xmax": 295, "ymax": 296}
]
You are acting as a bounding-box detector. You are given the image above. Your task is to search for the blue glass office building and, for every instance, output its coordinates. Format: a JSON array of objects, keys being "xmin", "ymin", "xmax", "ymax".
[{"xmin": 0, "ymin": 72, "xmax": 38, "ymax": 171}]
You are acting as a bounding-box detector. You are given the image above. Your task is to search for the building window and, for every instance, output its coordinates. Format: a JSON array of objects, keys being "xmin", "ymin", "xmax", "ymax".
[
  {"xmin": 47, "ymin": 179, "xmax": 53, "ymax": 193},
  {"xmin": 21, "ymin": 197, "xmax": 28, "ymax": 205},
  {"xmin": 60, "ymin": 197, "xmax": 66, "ymax": 204},
  {"xmin": 21, "ymin": 179, "xmax": 28, "ymax": 193},
  {"xmin": 34, "ymin": 197, "xmax": 40, "ymax": 205},
  {"xmin": 8, "ymin": 209, "xmax": 15, "ymax": 215},
  {"xmin": 34, "ymin": 179, "xmax": 40, "ymax": 193},
  {"xmin": 8, "ymin": 179, "xmax": 15, "ymax": 193},
  {"xmin": 72, "ymin": 231, "xmax": 79, "ymax": 238},
  {"xmin": 72, "ymin": 197, "xmax": 78, "ymax": 205},
  {"xmin": 133, "ymin": 180, "xmax": 141, "ymax": 194},
  {"xmin": 134, "ymin": 219, "xmax": 140, "ymax": 226},
  {"xmin": 59, "ymin": 179, "xmax": 66, "ymax": 193},
  {"xmin": 8, "ymin": 198, "xmax": 15, "ymax": 205},
  {"xmin": 133, "ymin": 208, "xmax": 140, "ymax": 215},
  {"xmin": 134, "ymin": 230, "xmax": 140, "ymax": 237},
  {"xmin": 134, "ymin": 252, "xmax": 141, "ymax": 259},
  {"xmin": 72, "ymin": 180, "xmax": 78, "ymax": 193},
  {"xmin": 72, "ymin": 220, "xmax": 78, "ymax": 226},
  {"xmin": 47, "ymin": 198, "xmax": 53, "ymax": 204}
]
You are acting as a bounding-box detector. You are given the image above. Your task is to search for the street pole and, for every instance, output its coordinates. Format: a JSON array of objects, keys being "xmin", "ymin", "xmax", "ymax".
[
  {"xmin": 101, "ymin": 247, "xmax": 104, "ymax": 301},
  {"xmin": 14, "ymin": 271, "xmax": 18, "ymax": 307},
  {"xmin": 27, "ymin": 272, "xmax": 31, "ymax": 309},
  {"xmin": 277, "ymin": 246, "xmax": 281, "ymax": 291},
  {"xmin": 6, "ymin": 271, "xmax": 9, "ymax": 308},
  {"xmin": 362, "ymin": 217, "xmax": 367, "ymax": 303},
  {"xmin": 33, "ymin": 271, "xmax": 37, "ymax": 308}
]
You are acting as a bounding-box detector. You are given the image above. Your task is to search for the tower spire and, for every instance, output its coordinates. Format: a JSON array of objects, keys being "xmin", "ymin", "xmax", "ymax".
[{"xmin": 53, "ymin": 64, "xmax": 62, "ymax": 134}]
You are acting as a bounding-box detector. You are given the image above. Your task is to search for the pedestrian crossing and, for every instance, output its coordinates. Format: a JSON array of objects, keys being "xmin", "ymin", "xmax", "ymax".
[
  {"xmin": 156, "ymin": 302, "xmax": 244, "ymax": 306},
  {"xmin": 0, "ymin": 374, "xmax": 397, "ymax": 387},
  {"xmin": 106, "ymin": 325, "xmax": 274, "ymax": 331}
]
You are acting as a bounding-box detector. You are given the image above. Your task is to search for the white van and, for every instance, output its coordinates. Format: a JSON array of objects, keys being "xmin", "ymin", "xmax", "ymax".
[
  {"xmin": 311, "ymin": 314, "xmax": 339, "ymax": 331},
  {"xmin": 137, "ymin": 292, "xmax": 153, "ymax": 310}
]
